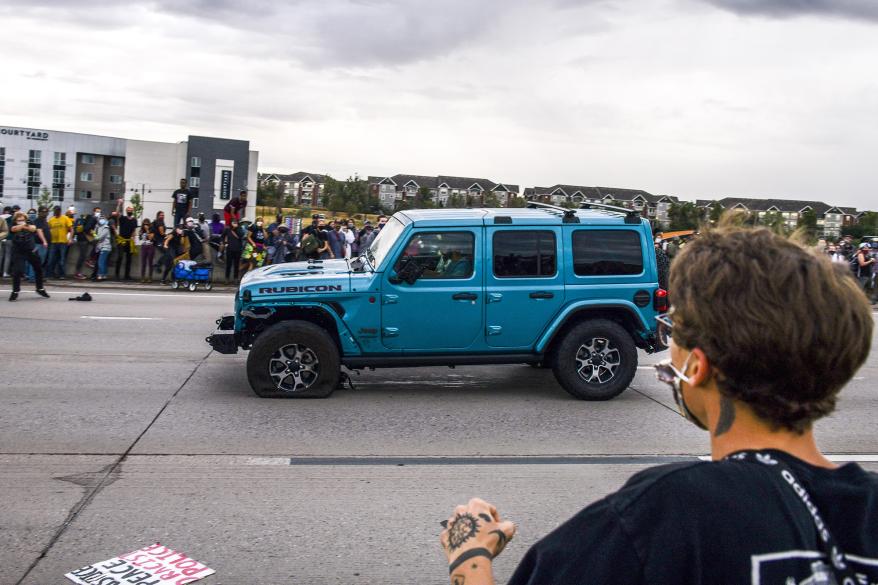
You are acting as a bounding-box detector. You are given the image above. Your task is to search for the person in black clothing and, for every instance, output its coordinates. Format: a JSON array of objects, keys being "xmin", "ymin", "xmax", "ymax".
[
  {"xmin": 172, "ymin": 178, "xmax": 191, "ymax": 228},
  {"xmin": 222, "ymin": 219, "xmax": 244, "ymax": 282},
  {"xmin": 184, "ymin": 218, "xmax": 206, "ymax": 263},
  {"xmin": 161, "ymin": 226, "xmax": 186, "ymax": 284},
  {"xmin": 152, "ymin": 211, "xmax": 169, "ymax": 279},
  {"xmin": 72, "ymin": 207, "xmax": 100, "ymax": 279},
  {"xmin": 115, "ymin": 206, "xmax": 138, "ymax": 280},
  {"xmin": 8, "ymin": 212, "xmax": 50, "ymax": 301},
  {"xmin": 655, "ymin": 240, "xmax": 670, "ymax": 290},
  {"xmin": 439, "ymin": 218, "xmax": 876, "ymax": 585}
]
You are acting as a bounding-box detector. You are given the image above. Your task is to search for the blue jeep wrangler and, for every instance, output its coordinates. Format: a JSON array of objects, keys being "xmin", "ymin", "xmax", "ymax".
[{"xmin": 207, "ymin": 202, "xmax": 668, "ymax": 400}]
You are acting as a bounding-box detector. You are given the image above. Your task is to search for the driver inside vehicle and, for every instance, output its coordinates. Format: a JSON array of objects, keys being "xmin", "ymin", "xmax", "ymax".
[{"xmin": 424, "ymin": 249, "xmax": 471, "ymax": 278}]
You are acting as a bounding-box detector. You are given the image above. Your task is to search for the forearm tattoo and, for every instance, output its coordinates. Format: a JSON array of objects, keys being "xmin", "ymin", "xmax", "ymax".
[{"xmin": 448, "ymin": 513, "xmax": 479, "ymax": 551}]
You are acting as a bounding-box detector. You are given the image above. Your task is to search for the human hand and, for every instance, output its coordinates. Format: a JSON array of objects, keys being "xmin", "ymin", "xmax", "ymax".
[{"xmin": 440, "ymin": 498, "xmax": 516, "ymax": 577}]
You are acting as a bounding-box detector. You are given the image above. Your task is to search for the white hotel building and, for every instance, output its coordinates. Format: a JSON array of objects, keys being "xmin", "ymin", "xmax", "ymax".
[{"xmin": 0, "ymin": 126, "xmax": 258, "ymax": 222}]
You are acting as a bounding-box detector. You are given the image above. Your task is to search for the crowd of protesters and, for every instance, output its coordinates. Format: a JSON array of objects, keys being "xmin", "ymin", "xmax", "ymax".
[
  {"xmin": 0, "ymin": 185, "xmax": 390, "ymax": 299},
  {"xmin": 652, "ymin": 231, "xmax": 878, "ymax": 305}
]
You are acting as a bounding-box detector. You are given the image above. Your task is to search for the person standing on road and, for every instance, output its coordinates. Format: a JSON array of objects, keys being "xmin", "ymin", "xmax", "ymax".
[
  {"xmin": 115, "ymin": 206, "xmax": 138, "ymax": 281},
  {"xmin": 223, "ymin": 190, "xmax": 247, "ymax": 226},
  {"xmin": 137, "ymin": 218, "xmax": 155, "ymax": 283},
  {"xmin": 855, "ymin": 243, "xmax": 874, "ymax": 291},
  {"xmin": 152, "ymin": 211, "xmax": 169, "ymax": 281},
  {"xmin": 8, "ymin": 212, "xmax": 50, "ymax": 301},
  {"xmin": 222, "ymin": 219, "xmax": 244, "ymax": 282},
  {"xmin": 46, "ymin": 206, "xmax": 73, "ymax": 279},
  {"xmin": 185, "ymin": 217, "xmax": 207, "ymax": 263},
  {"xmin": 0, "ymin": 207, "xmax": 10, "ymax": 278},
  {"xmin": 172, "ymin": 179, "xmax": 192, "ymax": 228},
  {"xmin": 25, "ymin": 207, "xmax": 50, "ymax": 282},
  {"xmin": 439, "ymin": 219, "xmax": 876, "ymax": 585}
]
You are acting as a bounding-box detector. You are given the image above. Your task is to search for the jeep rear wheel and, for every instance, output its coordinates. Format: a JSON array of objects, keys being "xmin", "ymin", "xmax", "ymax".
[
  {"xmin": 246, "ymin": 320, "xmax": 340, "ymax": 398},
  {"xmin": 551, "ymin": 319, "xmax": 637, "ymax": 400}
]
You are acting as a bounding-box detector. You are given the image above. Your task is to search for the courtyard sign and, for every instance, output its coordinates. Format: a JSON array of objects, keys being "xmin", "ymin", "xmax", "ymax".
[{"xmin": 0, "ymin": 127, "xmax": 49, "ymax": 141}]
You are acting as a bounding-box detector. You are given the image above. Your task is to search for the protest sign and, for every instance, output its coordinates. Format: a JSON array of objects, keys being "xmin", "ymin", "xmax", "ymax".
[{"xmin": 65, "ymin": 543, "xmax": 214, "ymax": 585}]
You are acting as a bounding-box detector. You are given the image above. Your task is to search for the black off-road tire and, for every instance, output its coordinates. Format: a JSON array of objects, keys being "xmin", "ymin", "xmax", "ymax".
[
  {"xmin": 246, "ymin": 320, "xmax": 340, "ymax": 398},
  {"xmin": 550, "ymin": 319, "xmax": 637, "ymax": 400}
]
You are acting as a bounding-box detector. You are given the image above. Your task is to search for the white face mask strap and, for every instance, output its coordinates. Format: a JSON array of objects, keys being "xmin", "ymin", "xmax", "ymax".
[{"xmin": 674, "ymin": 351, "xmax": 695, "ymax": 384}]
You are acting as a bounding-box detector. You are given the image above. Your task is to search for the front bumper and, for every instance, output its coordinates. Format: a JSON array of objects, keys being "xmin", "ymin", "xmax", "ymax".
[{"xmin": 206, "ymin": 313, "xmax": 238, "ymax": 354}]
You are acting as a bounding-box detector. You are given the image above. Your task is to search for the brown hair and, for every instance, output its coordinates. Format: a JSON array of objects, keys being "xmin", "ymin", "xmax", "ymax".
[{"xmin": 669, "ymin": 215, "xmax": 873, "ymax": 433}]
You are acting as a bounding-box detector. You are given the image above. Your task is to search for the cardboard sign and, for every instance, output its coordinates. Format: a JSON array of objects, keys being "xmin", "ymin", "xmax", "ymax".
[{"xmin": 65, "ymin": 543, "xmax": 214, "ymax": 585}]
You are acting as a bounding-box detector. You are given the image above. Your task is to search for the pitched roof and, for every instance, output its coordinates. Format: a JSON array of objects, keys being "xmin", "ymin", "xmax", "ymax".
[
  {"xmin": 273, "ymin": 171, "xmax": 328, "ymax": 183},
  {"xmin": 525, "ymin": 184, "xmax": 677, "ymax": 205},
  {"xmin": 368, "ymin": 174, "xmax": 519, "ymax": 194},
  {"xmin": 712, "ymin": 197, "xmax": 832, "ymax": 215}
]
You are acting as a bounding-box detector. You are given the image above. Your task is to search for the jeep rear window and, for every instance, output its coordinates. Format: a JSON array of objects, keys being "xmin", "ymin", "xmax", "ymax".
[
  {"xmin": 493, "ymin": 230, "xmax": 556, "ymax": 278},
  {"xmin": 572, "ymin": 230, "xmax": 643, "ymax": 276}
]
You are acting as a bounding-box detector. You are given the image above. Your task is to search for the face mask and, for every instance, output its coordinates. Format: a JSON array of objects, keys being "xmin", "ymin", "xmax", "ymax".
[
  {"xmin": 99, "ymin": 218, "xmax": 108, "ymax": 226},
  {"xmin": 654, "ymin": 352, "xmax": 708, "ymax": 430},
  {"xmin": 16, "ymin": 220, "xmax": 26, "ymax": 226},
  {"xmin": 94, "ymin": 212, "xmax": 102, "ymax": 218},
  {"xmin": 256, "ymin": 221, "xmax": 264, "ymax": 227},
  {"xmin": 127, "ymin": 211, "xmax": 133, "ymax": 217}
]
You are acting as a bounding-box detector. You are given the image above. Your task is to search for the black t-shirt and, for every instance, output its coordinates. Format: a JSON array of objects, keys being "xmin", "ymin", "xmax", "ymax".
[
  {"xmin": 172, "ymin": 189, "xmax": 190, "ymax": 214},
  {"xmin": 12, "ymin": 225, "xmax": 36, "ymax": 252},
  {"xmin": 167, "ymin": 232, "xmax": 185, "ymax": 256},
  {"xmin": 118, "ymin": 215, "xmax": 138, "ymax": 238},
  {"xmin": 75, "ymin": 215, "xmax": 98, "ymax": 243},
  {"xmin": 152, "ymin": 221, "xmax": 166, "ymax": 248},
  {"xmin": 250, "ymin": 225, "xmax": 266, "ymax": 247},
  {"xmin": 508, "ymin": 449, "xmax": 878, "ymax": 585},
  {"xmin": 186, "ymin": 228, "xmax": 204, "ymax": 258},
  {"xmin": 223, "ymin": 227, "xmax": 244, "ymax": 252}
]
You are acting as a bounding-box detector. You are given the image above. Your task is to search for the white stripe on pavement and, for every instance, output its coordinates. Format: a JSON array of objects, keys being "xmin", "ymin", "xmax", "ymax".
[{"xmin": 80, "ymin": 316, "xmax": 162, "ymax": 320}]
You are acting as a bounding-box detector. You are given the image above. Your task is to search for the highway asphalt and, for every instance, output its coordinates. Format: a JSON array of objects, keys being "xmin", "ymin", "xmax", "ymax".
[{"xmin": 1, "ymin": 285, "xmax": 876, "ymax": 584}]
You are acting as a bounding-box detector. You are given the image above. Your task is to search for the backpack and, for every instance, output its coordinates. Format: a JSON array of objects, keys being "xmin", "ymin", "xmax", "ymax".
[{"xmin": 302, "ymin": 233, "xmax": 319, "ymax": 256}]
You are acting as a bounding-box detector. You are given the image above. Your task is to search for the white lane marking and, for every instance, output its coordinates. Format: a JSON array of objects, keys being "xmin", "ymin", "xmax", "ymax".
[
  {"xmin": 699, "ymin": 454, "xmax": 878, "ymax": 462},
  {"xmin": 81, "ymin": 316, "xmax": 162, "ymax": 320},
  {"xmin": 637, "ymin": 366, "xmax": 658, "ymax": 370},
  {"xmin": 0, "ymin": 289, "xmax": 232, "ymax": 299}
]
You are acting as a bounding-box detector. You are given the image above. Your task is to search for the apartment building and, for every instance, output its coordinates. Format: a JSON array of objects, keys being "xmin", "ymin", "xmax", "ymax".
[
  {"xmin": 695, "ymin": 197, "xmax": 858, "ymax": 238},
  {"xmin": 367, "ymin": 174, "xmax": 520, "ymax": 209},
  {"xmin": 260, "ymin": 172, "xmax": 328, "ymax": 208},
  {"xmin": 524, "ymin": 184, "xmax": 679, "ymax": 227}
]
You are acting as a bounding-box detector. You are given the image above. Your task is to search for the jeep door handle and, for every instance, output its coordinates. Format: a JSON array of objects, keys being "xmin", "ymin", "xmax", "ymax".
[
  {"xmin": 529, "ymin": 291, "xmax": 554, "ymax": 300},
  {"xmin": 452, "ymin": 292, "xmax": 478, "ymax": 301}
]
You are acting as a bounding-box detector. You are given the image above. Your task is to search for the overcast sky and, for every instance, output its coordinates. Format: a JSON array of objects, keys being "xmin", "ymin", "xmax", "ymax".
[{"xmin": 1, "ymin": 0, "xmax": 876, "ymax": 208}]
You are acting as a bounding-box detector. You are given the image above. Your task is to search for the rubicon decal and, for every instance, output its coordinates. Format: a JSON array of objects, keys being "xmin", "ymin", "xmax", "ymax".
[{"xmin": 258, "ymin": 285, "xmax": 343, "ymax": 294}]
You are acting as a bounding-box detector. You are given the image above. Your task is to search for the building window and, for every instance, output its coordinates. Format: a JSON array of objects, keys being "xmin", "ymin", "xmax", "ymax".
[
  {"xmin": 189, "ymin": 177, "xmax": 200, "ymax": 188},
  {"xmin": 0, "ymin": 146, "xmax": 5, "ymax": 163},
  {"xmin": 53, "ymin": 169, "xmax": 65, "ymax": 184},
  {"xmin": 28, "ymin": 167, "xmax": 41, "ymax": 182},
  {"xmin": 27, "ymin": 185, "xmax": 40, "ymax": 198},
  {"xmin": 191, "ymin": 156, "xmax": 201, "ymax": 168},
  {"xmin": 109, "ymin": 175, "xmax": 122, "ymax": 184},
  {"xmin": 191, "ymin": 197, "xmax": 199, "ymax": 209},
  {"xmin": 81, "ymin": 154, "xmax": 96, "ymax": 164},
  {"xmin": 110, "ymin": 157, "xmax": 123, "ymax": 167},
  {"xmin": 52, "ymin": 187, "xmax": 63, "ymax": 201},
  {"xmin": 54, "ymin": 152, "xmax": 66, "ymax": 166},
  {"xmin": 29, "ymin": 150, "xmax": 42, "ymax": 164},
  {"xmin": 80, "ymin": 172, "xmax": 94, "ymax": 182}
]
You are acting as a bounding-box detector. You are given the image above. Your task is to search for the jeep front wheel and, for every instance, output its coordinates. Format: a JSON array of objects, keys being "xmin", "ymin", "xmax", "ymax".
[
  {"xmin": 246, "ymin": 321, "xmax": 340, "ymax": 398},
  {"xmin": 551, "ymin": 319, "xmax": 637, "ymax": 400}
]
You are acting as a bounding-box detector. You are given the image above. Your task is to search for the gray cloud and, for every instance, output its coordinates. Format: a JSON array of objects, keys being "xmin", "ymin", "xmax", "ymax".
[
  {"xmin": 702, "ymin": 0, "xmax": 878, "ymax": 23},
  {"xmin": 0, "ymin": 0, "xmax": 608, "ymax": 68}
]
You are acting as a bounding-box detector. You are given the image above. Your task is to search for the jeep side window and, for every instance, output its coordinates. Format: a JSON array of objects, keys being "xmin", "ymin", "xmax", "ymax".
[
  {"xmin": 572, "ymin": 230, "xmax": 643, "ymax": 276},
  {"xmin": 395, "ymin": 231, "xmax": 474, "ymax": 279},
  {"xmin": 493, "ymin": 230, "xmax": 556, "ymax": 278}
]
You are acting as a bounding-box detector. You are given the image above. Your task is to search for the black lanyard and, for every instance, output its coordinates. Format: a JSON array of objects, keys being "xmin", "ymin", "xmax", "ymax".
[{"xmin": 726, "ymin": 450, "xmax": 857, "ymax": 582}]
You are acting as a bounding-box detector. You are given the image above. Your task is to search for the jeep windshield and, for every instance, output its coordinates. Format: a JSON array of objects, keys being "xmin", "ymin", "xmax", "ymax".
[{"xmin": 365, "ymin": 217, "xmax": 407, "ymax": 270}]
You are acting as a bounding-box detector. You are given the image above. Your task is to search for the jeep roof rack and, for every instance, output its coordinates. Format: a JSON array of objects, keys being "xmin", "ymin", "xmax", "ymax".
[
  {"xmin": 525, "ymin": 201, "xmax": 580, "ymax": 223},
  {"xmin": 579, "ymin": 201, "xmax": 642, "ymax": 225}
]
